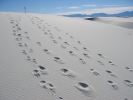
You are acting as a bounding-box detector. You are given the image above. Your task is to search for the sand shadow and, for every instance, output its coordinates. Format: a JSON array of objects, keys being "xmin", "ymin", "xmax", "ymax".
[
  {"xmin": 75, "ymin": 82, "xmax": 98, "ymax": 97},
  {"xmin": 39, "ymin": 80, "xmax": 56, "ymax": 95}
]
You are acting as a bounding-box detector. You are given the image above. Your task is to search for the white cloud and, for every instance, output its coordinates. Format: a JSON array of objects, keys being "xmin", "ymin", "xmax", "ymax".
[
  {"xmin": 54, "ymin": 6, "xmax": 133, "ymax": 15},
  {"xmin": 82, "ymin": 5, "xmax": 97, "ymax": 7},
  {"xmin": 68, "ymin": 6, "xmax": 80, "ymax": 9}
]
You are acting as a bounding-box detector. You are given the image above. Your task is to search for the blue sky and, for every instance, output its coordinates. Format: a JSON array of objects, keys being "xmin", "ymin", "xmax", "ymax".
[{"xmin": 0, "ymin": 0, "xmax": 133, "ymax": 15}]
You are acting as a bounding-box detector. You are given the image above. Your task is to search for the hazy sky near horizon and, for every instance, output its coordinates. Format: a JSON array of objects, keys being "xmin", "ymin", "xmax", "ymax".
[{"xmin": 0, "ymin": 0, "xmax": 133, "ymax": 15}]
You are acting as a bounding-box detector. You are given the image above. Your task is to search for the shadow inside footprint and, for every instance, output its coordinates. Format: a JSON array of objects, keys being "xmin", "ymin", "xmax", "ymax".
[
  {"xmin": 64, "ymin": 42, "xmax": 70, "ymax": 45},
  {"xmin": 43, "ymin": 49, "xmax": 54, "ymax": 55},
  {"xmin": 17, "ymin": 43, "xmax": 24, "ymax": 47},
  {"xmin": 60, "ymin": 68, "xmax": 75, "ymax": 78},
  {"xmin": 78, "ymin": 41, "xmax": 81, "ymax": 44},
  {"xmin": 97, "ymin": 60, "xmax": 104, "ymax": 65},
  {"xmin": 83, "ymin": 53, "xmax": 91, "ymax": 58},
  {"xmin": 37, "ymin": 42, "xmax": 41, "ymax": 46},
  {"xmin": 69, "ymin": 51, "xmax": 77, "ymax": 56},
  {"xmin": 124, "ymin": 80, "xmax": 133, "ymax": 87},
  {"xmin": 75, "ymin": 82, "xmax": 98, "ymax": 97},
  {"xmin": 16, "ymin": 38, "xmax": 22, "ymax": 41},
  {"xmin": 37, "ymin": 65, "xmax": 48, "ymax": 74},
  {"xmin": 21, "ymin": 50, "xmax": 28, "ymax": 55},
  {"xmin": 60, "ymin": 68, "xmax": 82, "ymax": 80},
  {"xmin": 53, "ymin": 40, "xmax": 58, "ymax": 43},
  {"xmin": 106, "ymin": 70, "xmax": 117, "ymax": 77},
  {"xmin": 32, "ymin": 70, "xmax": 40, "ymax": 78},
  {"xmin": 83, "ymin": 47, "xmax": 89, "ymax": 51},
  {"xmin": 58, "ymin": 37, "xmax": 62, "ymax": 40},
  {"xmin": 90, "ymin": 69, "xmax": 100, "ymax": 76},
  {"xmin": 107, "ymin": 80, "xmax": 118, "ymax": 90},
  {"xmin": 61, "ymin": 45, "xmax": 66, "ymax": 49},
  {"xmin": 79, "ymin": 58, "xmax": 86, "ymax": 64},
  {"xmin": 39, "ymin": 80, "xmax": 56, "ymax": 95},
  {"xmin": 98, "ymin": 54, "xmax": 104, "ymax": 58},
  {"xmin": 53, "ymin": 57, "xmax": 65, "ymax": 64},
  {"xmin": 125, "ymin": 67, "xmax": 133, "ymax": 72},
  {"xmin": 108, "ymin": 61, "xmax": 115, "ymax": 66},
  {"xmin": 74, "ymin": 47, "xmax": 79, "ymax": 50}
]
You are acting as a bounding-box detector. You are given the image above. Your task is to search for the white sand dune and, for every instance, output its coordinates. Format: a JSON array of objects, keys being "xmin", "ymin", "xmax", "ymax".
[
  {"xmin": 85, "ymin": 17, "xmax": 133, "ymax": 29},
  {"xmin": 0, "ymin": 12, "xmax": 133, "ymax": 100}
]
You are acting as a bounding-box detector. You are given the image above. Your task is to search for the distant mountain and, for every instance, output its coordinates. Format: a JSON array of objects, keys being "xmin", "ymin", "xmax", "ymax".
[
  {"xmin": 90, "ymin": 13, "xmax": 109, "ymax": 17},
  {"xmin": 112, "ymin": 11, "xmax": 133, "ymax": 17},
  {"xmin": 63, "ymin": 11, "xmax": 133, "ymax": 17},
  {"xmin": 63, "ymin": 14, "xmax": 89, "ymax": 17}
]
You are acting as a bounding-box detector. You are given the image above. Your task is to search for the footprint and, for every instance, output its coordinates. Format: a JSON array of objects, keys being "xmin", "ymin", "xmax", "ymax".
[
  {"xmin": 32, "ymin": 58, "xmax": 37, "ymax": 64},
  {"xmin": 17, "ymin": 43, "xmax": 24, "ymax": 47},
  {"xmin": 70, "ymin": 36, "xmax": 74, "ymax": 39},
  {"xmin": 16, "ymin": 33, "xmax": 22, "ymax": 37},
  {"xmin": 15, "ymin": 24, "xmax": 18, "ymax": 26},
  {"xmin": 37, "ymin": 42, "xmax": 41, "ymax": 46},
  {"xmin": 60, "ymin": 68, "xmax": 80, "ymax": 79},
  {"xmin": 90, "ymin": 69, "xmax": 100, "ymax": 76},
  {"xmin": 44, "ymin": 32, "xmax": 48, "ymax": 35},
  {"xmin": 25, "ymin": 36, "xmax": 31, "ymax": 40},
  {"xmin": 10, "ymin": 21, "xmax": 14, "ymax": 24},
  {"xmin": 49, "ymin": 33, "xmax": 52, "ymax": 35},
  {"xmin": 124, "ymin": 80, "xmax": 133, "ymax": 87},
  {"xmin": 83, "ymin": 47, "xmax": 89, "ymax": 51},
  {"xmin": 108, "ymin": 61, "xmax": 115, "ymax": 66},
  {"xmin": 43, "ymin": 49, "xmax": 54, "ymax": 55},
  {"xmin": 83, "ymin": 53, "xmax": 91, "ymax": 58},
  {"xmin": 98, "ymin": 53, "xmax": 104, "ymax": 58},
  {"xmin": 97, "ymin": 60, "xmax": 104, "ymax": 65},
  {"xmin": 106, "ymin": 70, "xmax": 117, "ymax": 77},
  {"xmin": 125, "ymin": 67, "xmax": 133, "ymax": 72},
  {"xmin": 53, "ymin": 40, "xmax": 58, "ymax": 43},
  {"xmin": 37, "ymin": 65, "xmax": 48, "ymax": 74},
  {"xmin": 69, "ymin": 51, "xmax": 77, "ymax": 56},
  {"xmin": 77, "ymin": 41, "xmax": 81, "ymax": 44},
  {"xmin": 29, "ymin": 48, "xmax": 33, "ymax": 52},
  {"xmin": 32, "ymin": 70, "xmax": 40, "ymax": 78},
  {"xmin": 58, "ymin": 97, "xmax": 64, "ymax": 100},
  {"xmin": 13, "ymin": 30, "xmax": 16, "ymax": 32},
  {"xmin": 107, "ymin": 80, "xmax": 118, "ymax": 90},
  {"xmin": 25, "ymin": 56, "xmax": 37, "ymax": 64},
  {"xmin": 79, "ymin": 58, "xmax": 86, "ymax": 64},
  {"xmin": 61, "ymin": 45, "xmax": 66, "ymax": 49},
  {"xmin": 75, "ymin": 82, "xmax": 98, "ymax": 97},
  {"xmin": 53, "ymin": 57, "xmax": 65, "ymax": 64},
  {"xmin": 24, "ymin": 43, "xmax": 28, "ymax": 47},
  {"xmin": 47, "ymin": 30, "xmax": 50, "ymax": 32},
  {"xmin": 16, "ymin": 27, "xmax": 21, "ymax": 31},
  {"xmin": 25, "ymin": 56, "xmax": 32, "ymax": 61},
  {"xmin": 16, "ymin": 37, "xmax": 22, "ymax": 41},
  {"xmin": 64, "ymin": 42, "xmax": 70, "ymax": 45},
  {"xmin": 74, "ymin": 47, "xmax": 79, "ymax": 50},
  {"xmin": 24, "ymin": 31, "xmax": 28, "ymax": 34},
  {"xmin": 58, "ymin": 37, "xmax": 62, "ymax": 40},
  {"xmin": 21, "ymin": 50, "xmax": 28, "ymax": 55},
  {"xmin": 39, "ymin": 80, "xmax": 56, "ymax": 95}
]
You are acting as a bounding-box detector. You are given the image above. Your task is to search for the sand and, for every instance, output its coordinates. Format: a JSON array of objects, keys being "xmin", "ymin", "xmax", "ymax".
[{"xmin": 0, "ymin": 12, "xmax": 133, "ymax": 100}]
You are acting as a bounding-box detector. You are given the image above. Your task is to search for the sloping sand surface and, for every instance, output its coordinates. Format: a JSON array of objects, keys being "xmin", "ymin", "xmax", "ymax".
[
  {"xmin": 0, "ymin": 12, "xmax": 133, "ymax": 100},
  {"xmin": 85, "ymin": 17, "xmax": 133, "ymax": 29}
]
